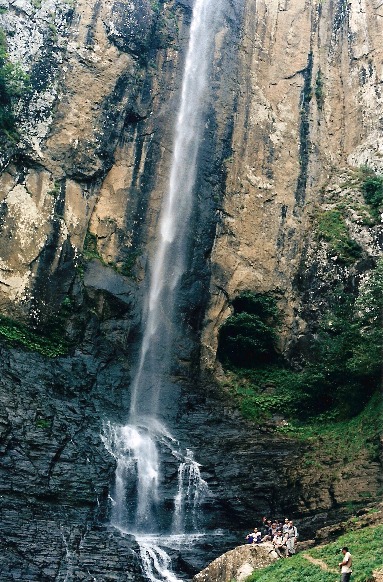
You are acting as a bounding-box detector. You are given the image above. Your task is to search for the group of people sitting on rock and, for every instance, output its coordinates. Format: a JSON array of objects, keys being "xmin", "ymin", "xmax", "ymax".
[{"xmin": 245, "ymin": 517, "xmax": 299, "ymax": 558}]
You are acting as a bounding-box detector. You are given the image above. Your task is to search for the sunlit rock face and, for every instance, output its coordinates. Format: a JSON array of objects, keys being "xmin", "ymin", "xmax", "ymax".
[
  {"xmin": 202, "ymin": 0, "xmax": 383, "ymax": 367},
  {"xmin": 0, "ymin": 0, "xmax": 382, "ymax": 579}
]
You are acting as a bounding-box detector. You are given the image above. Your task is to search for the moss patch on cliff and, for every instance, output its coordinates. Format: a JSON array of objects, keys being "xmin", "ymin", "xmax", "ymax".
[
  {"xmin": 0, "ymin": 28, "xmax": 29, "ymax": 142},
  {"xmin": 288, "ymin": 391, "xmax": 382, "ymax": 468},
  {"xmin": 83, "ymin": 231, "xmax": 103, "ymax": 261},
  {"xmin": 0, "ymin": 314, "xmax": 68, "ymax": 357},
  {"xmin": 316, "ymin": 209, "xmax": 362, "ymax": 264},
  {"xmin": 246, "ymin": 523, "xmax": 383, "ymax": 582}
]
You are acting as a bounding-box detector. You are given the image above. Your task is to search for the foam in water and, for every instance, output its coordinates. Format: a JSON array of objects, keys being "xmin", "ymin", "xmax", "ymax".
[{"xmin": 172, "ymin": 450, "xmax": 209, "ymax": 534}]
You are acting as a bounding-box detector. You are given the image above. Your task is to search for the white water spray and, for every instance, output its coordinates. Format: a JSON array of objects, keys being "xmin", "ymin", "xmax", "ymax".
[
  {"xmin": 102, "ymin": 0, "xmax": 223, "ymax": 579},
  {"xmin": 172, "ymin": 450, "xmax": 209, "ymax": 534}
]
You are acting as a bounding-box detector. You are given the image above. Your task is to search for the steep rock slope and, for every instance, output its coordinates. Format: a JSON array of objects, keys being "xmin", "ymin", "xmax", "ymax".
[{"xmin": 203, "ymin": 0, "xmax": 383, "ymax": 364}]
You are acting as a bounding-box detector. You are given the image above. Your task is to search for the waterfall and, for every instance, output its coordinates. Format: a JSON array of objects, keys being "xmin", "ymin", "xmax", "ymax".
[
  {"xmin": 129, "ymin": 0, "xmax": 220, "ymax": 419},
  {"xmin": 172, "ymin": 450, "xmax": 209, "ymax": 535},
  {"xmin": 102, "ymin": 0, "xmax": 223, "ymax": 579}
]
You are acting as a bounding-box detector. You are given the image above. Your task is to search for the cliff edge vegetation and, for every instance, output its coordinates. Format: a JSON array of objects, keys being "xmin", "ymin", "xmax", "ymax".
[{"xmin": 246, "ymin": 521, "xmax": 383, "ymax": 582}]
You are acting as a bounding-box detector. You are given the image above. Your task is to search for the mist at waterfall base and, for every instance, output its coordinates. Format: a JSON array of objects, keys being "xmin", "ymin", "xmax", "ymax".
[{"xmin": 101, "ymin": 0, "xmax": 236, "ymax": 580}]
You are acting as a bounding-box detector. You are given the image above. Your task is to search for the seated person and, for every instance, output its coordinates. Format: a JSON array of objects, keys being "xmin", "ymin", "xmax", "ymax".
[
  {"xmin": 262, "ymin": 521, "xmax": 278, "ymax": 542},
  {"xmin": 246, "ymin": 528, "xmax": 262, "ymax": 544},
  {"xmin": 273, "ymin": 530, "xmax": 288, "ymax": 557}
]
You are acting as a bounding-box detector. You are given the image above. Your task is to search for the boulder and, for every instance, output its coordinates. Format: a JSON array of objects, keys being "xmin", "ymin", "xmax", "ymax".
[{"xmin": 192, "ymin": 542, "xmax": 279, "ymax": 582}]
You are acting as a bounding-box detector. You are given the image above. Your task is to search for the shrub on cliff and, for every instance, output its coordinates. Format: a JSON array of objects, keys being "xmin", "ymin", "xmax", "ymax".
[
  {"xmin": 221, "ymin": 260, "xmax": 382, "ymax": 422},
  {"xmin": 361, "ymin": 170, "xmax": 383, "ymax": 220},
  {"xmin": 316, "ymin": 209, "xmax": 362, "ymax": 264},
  {"xmin": 0, "ymin": 28, "xmax": 29, "ymax": 138},
  {"xmin": 217, "ymin": 292, "xmax": 280, "ymax": 367}
]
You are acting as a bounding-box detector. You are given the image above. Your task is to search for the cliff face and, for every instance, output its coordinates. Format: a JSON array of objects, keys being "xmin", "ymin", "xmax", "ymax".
[
  {"xmin": 202, "ymin": 0, "xmax": 383, "ymax": 365},
  {"xmin": 2, "ymin": 0, "xmax": 381, "ymax": 364},
  {"xmin": 0, "ymin": 0, "xmax": 382, "ymax": 579}
]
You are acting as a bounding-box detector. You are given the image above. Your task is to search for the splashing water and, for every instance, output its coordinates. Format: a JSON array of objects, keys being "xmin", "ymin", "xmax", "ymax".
[
  {"xmin": 172, "ymin": 450, "xmax": 209, "ymax": 534},
  {"xmin": 101, "ymin": 422, "xmax": 210, "ymax": 581}
]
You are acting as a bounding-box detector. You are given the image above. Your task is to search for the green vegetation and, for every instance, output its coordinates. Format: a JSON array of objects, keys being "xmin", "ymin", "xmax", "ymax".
[
  {"xmin": 151, "ymin": 0, "xmax": 161, "ymax": 11},
  {"xmin": 316, "ymin": 209, "xmax": 362, "ymax": 264},
  {"xmin": 35, "ymin": 418, "xmax": 51, "ymax": 429},
  {"xmin": 246, "ymin": 524, "xmax": 383, "ymax": 582},
  {"xmin": 247, "ymin": 553, "xmax": 336, "ymax": 582},
  {"xmin": 218, "ymin": 292, "xmax": 280, "ymax": 367},
  {"xmin": 314, "ymin": 68, "xmax": 324, "ymax": 109},
  {"xmin": 83, "ymin": 231, "xmax": 102, "ymax": 261},
  {"xmin": 47, "ymin": 180, "xmax": 61, "ymax": 197},
  {"xmin": 82, "ymin": 230, "xmax": 139, "ymax": 279},
  {"xmin": 338, "ymin": 166, "xmax": 383, "ymax": 223},
  {"xmin": 0, "ymin": 28, "xmax": 29, "ymax": 138},
  {"xmin": 360, "ymin": 169, "xmax": 383, "ymax": 221},
  {"xmin": 221, "ymin": 256, "xmax": 382, "ymax": 429},
  {"xmin": 0, "ymin": 314, "xmax": 68, "ymax": 357},
  {"xmin": 47, "ymin": 20, "xmax": 58, "ymax": 43},
  {"xmin": 295, "ymin": 392, "xmax": 381, "ymax": 470},
  {"xmin": 118, "ymin": 251, "xmax": 140, "ymax": 277}
]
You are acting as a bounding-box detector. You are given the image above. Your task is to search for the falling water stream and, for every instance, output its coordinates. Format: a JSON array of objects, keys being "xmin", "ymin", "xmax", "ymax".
[{"xmin": 102, "ymin": 0, "xmax": 223, "ymax": 579}]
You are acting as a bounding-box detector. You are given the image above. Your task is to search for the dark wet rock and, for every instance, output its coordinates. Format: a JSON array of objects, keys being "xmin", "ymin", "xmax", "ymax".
[
  {"xmin": 106, "ymin": 0, "xmax": 155, "ymax": 59},
  {"xmin": 84, "ymin": 260, "xmax": 136, "ymax": 306},
  {"xmin": 0, "ymin": 345, "xmax": 145, "ymax": 580}
]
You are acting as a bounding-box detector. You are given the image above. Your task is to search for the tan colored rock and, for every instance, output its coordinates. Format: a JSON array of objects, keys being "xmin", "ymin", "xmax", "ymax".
[
  {"xmin": 192, "ymin": 543, "xmax": 279, "ymax": 582},
  {"xmin": 202, "ymin": 0, "xmax": 383, "ymax": 368},
  {"xmin": 0, "ymin": 168, "xmax": 55, "ymax": 308}
]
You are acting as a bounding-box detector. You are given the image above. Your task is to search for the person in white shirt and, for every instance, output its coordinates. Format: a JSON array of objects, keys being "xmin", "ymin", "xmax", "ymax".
[
  {"xmin": 282, "ymin": 518, "xmax": 290, "ymax": 535},
  {"xmin": 285, "ymin": 520, "xmax": 298, "ymax": 556},
  {"xmin": 273, "ymin": 530, "xmax": 288, "ymax": 558},
  {"xmin": 245, "ymin": 528, "xmax": 261, "ymax": 544},
  {"xmin": 339, "ymin": 546, "xmax": 352, "ymax": 582}
]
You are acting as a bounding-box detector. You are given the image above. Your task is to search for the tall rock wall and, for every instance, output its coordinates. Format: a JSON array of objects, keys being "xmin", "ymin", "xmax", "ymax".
[{"xmin": 202, "ymin": 0, "xmax": 383, "ymax": 367}]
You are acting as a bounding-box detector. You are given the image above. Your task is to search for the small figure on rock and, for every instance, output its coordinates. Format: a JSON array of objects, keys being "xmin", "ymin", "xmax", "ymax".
[
  {"xmin": 246, "ymin": 528, "xmax": 261, "ymax": 544},
  {"xmin": 285, "ymin": 520, "xmax": 298, "ymax": 556},
  {"xmin": 272, "ymin": 529, "xmax": 287, "ymax": 558},
  {"xmin": 339, "ymin": 546, "xmax": 352, "ymax": 582},
  {"xmin": 262, "ymin": 521, "xmax": 278, "ymax": 542}
]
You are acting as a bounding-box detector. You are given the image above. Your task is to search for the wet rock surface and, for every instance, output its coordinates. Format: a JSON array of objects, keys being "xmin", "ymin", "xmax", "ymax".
[{"xmin": 0, "ymin": 346, "xmax": 146, "ymax": 580}]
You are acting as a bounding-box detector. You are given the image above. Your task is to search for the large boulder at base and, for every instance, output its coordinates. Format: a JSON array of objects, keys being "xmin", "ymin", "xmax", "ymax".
[{"xmin": 192, "ymin": 542, "xmax": 279, "ymax": 582}]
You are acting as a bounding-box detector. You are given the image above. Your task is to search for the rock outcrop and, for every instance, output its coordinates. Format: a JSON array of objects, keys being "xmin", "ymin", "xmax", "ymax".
[
  {"xmin": 0, "ymin": 344, "xmax": 146, "ymax": 581},
  {"xmin": 192, "ymin": 543, "xmax": 278, "ymax": 582},
  {"xmin": 202, "ymin": 0, "xmax": 383, "ymax": 366}
]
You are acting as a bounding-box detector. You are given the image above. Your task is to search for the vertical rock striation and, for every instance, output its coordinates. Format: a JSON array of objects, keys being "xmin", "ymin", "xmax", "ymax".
[{"xmin": 202, "ymin": 0, "xmax": 383, "ymax": 365}]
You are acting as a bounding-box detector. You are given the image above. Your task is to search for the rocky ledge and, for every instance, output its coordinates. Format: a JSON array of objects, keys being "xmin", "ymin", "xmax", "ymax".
[{"xmin": 192, "ymin": 542, "xmax": 278, "ymax": 582}]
